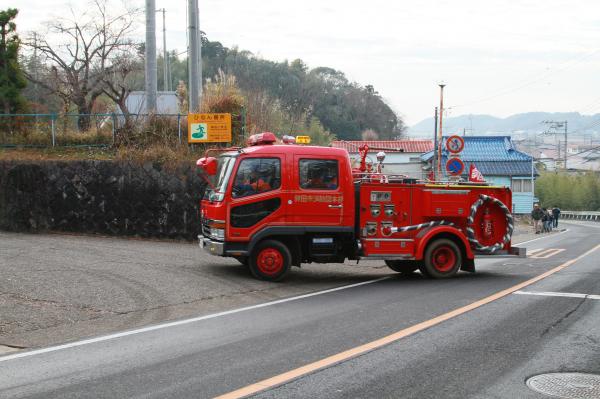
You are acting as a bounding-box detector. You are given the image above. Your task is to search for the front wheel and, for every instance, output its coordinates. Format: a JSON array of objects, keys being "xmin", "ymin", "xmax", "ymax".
[
  {"xmin": 249, "ymin": 240, "xmax": 291, "ymax": 282},
  {"xmin": 385, "ymin": 260, "xmax": 420, "ymax": 274},
  {"xmin": 420, "ymin": 239, "xmax": 462, "ymax": 279}
]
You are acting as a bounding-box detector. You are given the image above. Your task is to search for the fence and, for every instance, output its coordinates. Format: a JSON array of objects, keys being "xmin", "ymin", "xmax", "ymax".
[
  {"xmin": 561, "ymin": 211, "xmax": 600, "ymax": 221},
  {"xmin": 0, "ymin": 112, "xmax": 247, "ymax": 148}
]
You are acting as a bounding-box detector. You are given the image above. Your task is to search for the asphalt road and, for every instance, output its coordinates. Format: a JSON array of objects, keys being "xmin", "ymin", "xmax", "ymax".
[
  {"xmin": 1, "ymin": 221, "xmax": 599, "ymax": 398},
  {"xmin": 0, "ymin": 231, "xmax": 394, "ymax": 349}
]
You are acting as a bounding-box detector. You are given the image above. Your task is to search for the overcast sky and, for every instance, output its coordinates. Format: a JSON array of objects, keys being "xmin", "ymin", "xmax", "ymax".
[{"xmin": 6, "ymin": 0, "xmax": 600, "ymax": 125}]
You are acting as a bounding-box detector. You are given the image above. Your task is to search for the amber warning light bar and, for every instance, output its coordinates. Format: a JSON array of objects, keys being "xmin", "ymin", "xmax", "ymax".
[{"xmin": 248, "ymin": 133, "xmax": 312, "ymax": 146}]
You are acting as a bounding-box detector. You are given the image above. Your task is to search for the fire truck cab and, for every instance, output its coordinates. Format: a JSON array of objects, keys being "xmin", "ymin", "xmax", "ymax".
[{"xmin": 198, "ymin": 133, "xmax": 523, "ymax": 281}]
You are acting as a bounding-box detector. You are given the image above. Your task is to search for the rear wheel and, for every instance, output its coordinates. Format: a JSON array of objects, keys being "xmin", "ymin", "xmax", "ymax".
[
  {"xmin": 385, "ymin": 260, "xmax": 420, "ymax": 274},
  {"xmin": 420, "ymin": 239, "xmax": 462, "ymax": 279},
  {"xmin": 249, "ymin": 240, "xmax": 291, "ymax": 282}
]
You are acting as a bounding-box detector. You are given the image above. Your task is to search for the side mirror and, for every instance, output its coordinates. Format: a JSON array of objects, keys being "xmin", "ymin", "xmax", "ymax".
[{"xmin": 196, "ymin": 157, "xmax": 217, "ymax": 176}]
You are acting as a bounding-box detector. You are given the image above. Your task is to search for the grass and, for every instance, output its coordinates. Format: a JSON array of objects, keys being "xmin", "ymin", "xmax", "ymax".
[
  {"xmin": 0, "ymin": 142, "xmax": 208, "ymax": 164},
  {"xmin": 0, "ymin": 146, "xmax": 117, "ymax": 161}
]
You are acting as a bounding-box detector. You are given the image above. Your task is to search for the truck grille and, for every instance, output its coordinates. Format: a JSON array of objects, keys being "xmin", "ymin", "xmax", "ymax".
[{"xmin": 201, "ymin": 217, "xmax": 211, "ymax": 237}]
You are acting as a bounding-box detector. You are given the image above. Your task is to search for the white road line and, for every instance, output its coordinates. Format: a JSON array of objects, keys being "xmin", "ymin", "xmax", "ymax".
[
  {"xmin": 529, "ymin": 248, "xmax": 566, "ymax": 259},
  {"xmin": 513, "ymin": 229, "xmax": 569, "ymax": 246},
  {"xmin": 514, "ymin": 290, "xmax": 600, "ymax": 300},
  {"xmin": 527, "ymin": 248, "xmax": 546, "ymax": 255},
  {"xmin": 0, "ymin": 228, "xmax": 575, "ymax": 363},
  {"xmin": 0, "ymin": 276, "xmax": 390, "ymax": 363},
  {"xmin": 563, "ymin": 221, "xmax": 600, "ymax": 229}
]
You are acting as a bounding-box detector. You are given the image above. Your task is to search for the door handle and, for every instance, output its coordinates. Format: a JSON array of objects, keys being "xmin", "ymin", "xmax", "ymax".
[{"xmin": 328, "ymin": 204, "xmax": 343, "ymax": 209}]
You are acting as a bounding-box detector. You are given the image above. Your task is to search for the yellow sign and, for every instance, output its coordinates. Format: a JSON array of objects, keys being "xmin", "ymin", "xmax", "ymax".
[
  {"xmin": 295, "ymin": 135, "xmax": 311, "ymax": 144},
  {"xmin": 188, "ymin": 113, "xmax": 232, "ymax": 143}
]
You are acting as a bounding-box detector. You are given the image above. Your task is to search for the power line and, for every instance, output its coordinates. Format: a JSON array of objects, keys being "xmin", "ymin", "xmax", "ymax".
[
  {"xmin": 566, "ymin": 144, "xmax": 600, "ymax": 158},
  {"xmin": 542, "ymin": 121, "xmax": 568, "ymax": 168}
]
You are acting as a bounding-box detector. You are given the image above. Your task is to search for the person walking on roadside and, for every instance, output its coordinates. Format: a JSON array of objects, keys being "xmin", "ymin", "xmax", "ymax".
[
  {"xmin": 552, "ymin": 206, "xmax": 561, "ymax": 228},
  {"xmin": 541, "ymin": 208, "xmax": 550, "ymax": 232},
  {"xmin": 546, "ymin": 209, "xmax": 554, "ymax": 232},
  {"xmin": 531, "ymin": 204, "xmax": 545, "ymax": 234}
]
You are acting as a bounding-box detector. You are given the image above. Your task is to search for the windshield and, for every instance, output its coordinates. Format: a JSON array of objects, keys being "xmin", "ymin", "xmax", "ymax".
[{"xmin": 203, "ymin": 155, "xmax": 236, "ymax": 202}]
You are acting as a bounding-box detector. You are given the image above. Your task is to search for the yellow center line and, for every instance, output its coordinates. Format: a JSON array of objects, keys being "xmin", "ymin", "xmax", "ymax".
[{"xmin": 214, "ymin": 243, "xmax": 600, "ymax": 399}]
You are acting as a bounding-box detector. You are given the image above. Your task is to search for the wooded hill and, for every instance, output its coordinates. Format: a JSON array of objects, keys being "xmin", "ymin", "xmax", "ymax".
[{"xmin": 185, "ymin": 35, "xmax": 405, "ymax": 140}]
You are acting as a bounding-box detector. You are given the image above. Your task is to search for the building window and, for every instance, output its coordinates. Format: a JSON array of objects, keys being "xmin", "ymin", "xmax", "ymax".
[
  {"xmin": 511, "ymin": 179, "xmax": 532, "ymax": 192},
  {"xmin": 299, "ymin": 159, "xmax": 338, "ymax": 190}
]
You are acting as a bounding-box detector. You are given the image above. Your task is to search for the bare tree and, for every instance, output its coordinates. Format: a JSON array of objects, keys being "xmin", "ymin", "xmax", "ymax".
[
  {"xmin": 101, "ymin": 54, "xmax": 143, "ymax": 127},
  {"xmin": 24, "ymin": 0, "xmax": 139, "ymax": 131}
]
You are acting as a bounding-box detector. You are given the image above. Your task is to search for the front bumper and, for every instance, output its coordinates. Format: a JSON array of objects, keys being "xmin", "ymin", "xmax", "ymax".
[
  {"xmin": 474, "ymin": 246, "xmax": 527, "ymax": 258},
  {"xmin": 198, "ymin": 235, "xmax": 224, "ymax": 256}
]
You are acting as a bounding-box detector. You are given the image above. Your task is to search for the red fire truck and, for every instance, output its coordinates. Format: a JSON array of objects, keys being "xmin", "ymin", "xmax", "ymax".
[{"xmin": 197, "ymin": 133, "xmax": 524, "ymax": 281}]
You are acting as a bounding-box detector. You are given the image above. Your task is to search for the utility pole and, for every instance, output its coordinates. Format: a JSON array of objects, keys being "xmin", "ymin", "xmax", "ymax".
[
  {"xmin": 145, "ymin": 0, "xmax": 157, "ymax": 113},
  {"xmin": 157, "ymin": 8, "xmax": 169, "ymax": 91},
  {"xmin": 32, "ymin": 32, "xmax": 38, "ymax": 105},
  {"xmin": 437, "ymin": 84, "xmax": 446, "ymax": 178},
  {"xmin": 564, "ymin": 121, "xmax": 568, "ymax": 170},
  {"xmin": 433, "ymin": 107, "xmax": 438, "ymax": 180},
  {"xmin": 32, "ymin": 32, "xmax": 39, "ymax": 128},
  {"xmin": 188, "ymin": 0, "xmax": 201, "ymax": 112},
  {"xmin": 542, "ymin": 120, "xmax": 568, "ymax": 169}
]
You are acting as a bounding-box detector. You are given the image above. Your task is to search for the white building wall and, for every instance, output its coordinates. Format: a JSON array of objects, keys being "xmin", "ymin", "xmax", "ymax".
[{"xmin": 125, "ymin": 91, "xmax": 179, "ymax": 114}]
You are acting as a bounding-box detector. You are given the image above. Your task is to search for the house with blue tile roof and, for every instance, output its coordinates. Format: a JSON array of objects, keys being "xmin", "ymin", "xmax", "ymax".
[{"xmin": 421, "ymin": 136, "xmax": 537, "ymax": 214}]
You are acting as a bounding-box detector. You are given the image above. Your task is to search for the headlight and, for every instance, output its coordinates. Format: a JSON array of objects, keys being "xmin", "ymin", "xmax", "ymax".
[
  {"xmin": 208, "ymin": 192, "xmax": 225, "ymax": 202},
  {"xmin": 209, "ymin": 228, "xmax": 225, "ymax": 240}
]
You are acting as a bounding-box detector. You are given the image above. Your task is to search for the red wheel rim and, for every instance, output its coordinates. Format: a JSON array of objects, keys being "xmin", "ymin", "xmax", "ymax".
[
  {"xmin": 431, "ymin": 246, "xmax": 456, "ymax": 273},
  {"xmin": 256, "ymin": 248, "xmax": 284, "ymax": 276}
]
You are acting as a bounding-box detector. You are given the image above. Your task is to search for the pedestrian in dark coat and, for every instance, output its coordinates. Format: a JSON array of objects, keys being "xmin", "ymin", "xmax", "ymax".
[
  {"xmin": 552, "ymin": 207, "xmax": 561, "ymax": 228},
  {"xmin": 531, "ymin": 204, "xmax": 544, "ymax": 234},
  {"xmin": 541, "ymin": 208, "xmax": 550, "ymax": 232}
]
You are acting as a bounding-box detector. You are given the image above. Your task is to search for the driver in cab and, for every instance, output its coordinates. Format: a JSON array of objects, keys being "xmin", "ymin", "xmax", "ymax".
[{"xmin": 233, "ymin": 166, "xmax": 271, "ymax": 197}]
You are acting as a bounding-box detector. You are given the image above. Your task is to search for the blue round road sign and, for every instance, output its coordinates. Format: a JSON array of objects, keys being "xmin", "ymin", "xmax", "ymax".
[{"xmin": 446, "ymin": 158, "xmax": 464, "ymax": 176}]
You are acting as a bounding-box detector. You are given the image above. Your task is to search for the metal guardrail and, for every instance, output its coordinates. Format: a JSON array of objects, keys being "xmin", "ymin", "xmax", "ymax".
[
  {"xmin": 0, "ymin": 113, "xmax": 184, "ymax": 147},
  {"xmin": 0, "ymin": 112, "xmax": 248, "ymax": 148},
  {"xmin": 561, "ymin": 211, "xmax": 600, "ymax": 221}
]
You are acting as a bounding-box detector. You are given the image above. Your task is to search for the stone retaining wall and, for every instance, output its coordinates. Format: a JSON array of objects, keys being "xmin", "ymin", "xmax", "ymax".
[{"xmin": 0, "ymin": 160, "xmax": 206, "ymax": 240}]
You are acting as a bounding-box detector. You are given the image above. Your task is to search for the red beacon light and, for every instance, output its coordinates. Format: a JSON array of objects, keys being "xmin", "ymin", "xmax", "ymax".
[
  {"xmin": 247, "ymin": 132, "xmax": 277, "ymax": 146},
  {"xmin": 196, "ymin": 156, "xmax": 218, "ymax": 175}
]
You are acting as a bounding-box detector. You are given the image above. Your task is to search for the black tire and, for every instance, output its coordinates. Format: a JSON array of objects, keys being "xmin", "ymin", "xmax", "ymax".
[
  {"xmin": 249, "ymin": 239, "xmax": 291, "ymax": 282},
  {"xmin": 419, "ymin": 239, "xmax": 462, "ymax": 279},
  {"xmin": 385, "ymin": 260, "xmax": 420, "ymax": 274}
]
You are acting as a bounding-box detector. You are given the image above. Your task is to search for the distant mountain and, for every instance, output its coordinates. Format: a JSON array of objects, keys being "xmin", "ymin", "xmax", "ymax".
[{"xmin": 408, "ymin": 112, "xmax": 600, "ymax": 137}]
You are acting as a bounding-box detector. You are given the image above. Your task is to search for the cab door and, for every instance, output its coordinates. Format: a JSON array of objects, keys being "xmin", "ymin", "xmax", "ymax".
[
  {"xmin": 226, "ymin": 156, "xmax": 286, "ymax": 242},
  {"xmin": 287, "ymin": 156, "xmax": 344, "ymax": 226}
]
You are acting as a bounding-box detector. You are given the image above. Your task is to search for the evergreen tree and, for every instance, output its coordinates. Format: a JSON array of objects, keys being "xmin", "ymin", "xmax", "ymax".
[{"xmin": 0, "ymin": 8, "xmax": 27, "ymax": 114}]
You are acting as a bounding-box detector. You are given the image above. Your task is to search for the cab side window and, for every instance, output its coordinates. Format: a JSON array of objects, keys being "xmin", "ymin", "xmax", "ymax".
[
  {"xmin": 232, "ymin": 158, "xmax": 281, "ymax": 198},
  {"xmin": 299, "ymin": 159, "xmax": 338, "ymax": 190}
]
